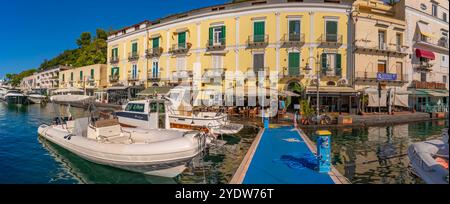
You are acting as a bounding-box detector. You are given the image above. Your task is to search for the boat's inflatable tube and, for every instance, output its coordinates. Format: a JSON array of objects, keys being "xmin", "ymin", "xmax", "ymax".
[{"xmin": 408, "ymin": 139, "xmax": 449, "ymax": 184}]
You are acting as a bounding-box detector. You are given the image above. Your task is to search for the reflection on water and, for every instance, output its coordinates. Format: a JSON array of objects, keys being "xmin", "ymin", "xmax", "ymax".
[
  {"xmin": 0, "ymin": 103, "xmax": 259, "ymax": 184},
  {"xmin": 303, "ymin": 120, "xmax": 449, "ymax": 184}
]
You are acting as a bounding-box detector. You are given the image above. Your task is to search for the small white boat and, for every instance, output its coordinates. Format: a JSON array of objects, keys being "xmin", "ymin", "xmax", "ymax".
[
  {"xmin": 27, "ymin": 90, "xmax": 47, "ymax": 104},
  {"xmin": 408, "ymin": 129, "xmax": 449, "ymax": 184},
  {"xmin": 116, "ymin": 98, "xmax": 243, "ymax": 135},
  {"xmin": 50, "ymin": 88, "xmax": 94, "ymax": 103},
  {"xmin": 38, "ymin": 117, "xmax": 207, "ymax": 178},
  {"xmin": 0, "ymin": 87, "xmax": 7, "ymax": 101}
]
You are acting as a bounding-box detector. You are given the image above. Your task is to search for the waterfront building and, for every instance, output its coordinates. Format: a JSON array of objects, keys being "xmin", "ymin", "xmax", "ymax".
[
  {"xmin": 404, "ymin": 0, "xmax": 449, "ymax": 112},
  {"xmin": 20, "ymin": 65, "xmax": 72, "ymax": 95},
  {"xmin": 106, "ymin": 0, "xmax": 355, "ymax": 110},
  {"xmin": 59, "ymin": 64, "xmax": 107, "ymax": 96},
  {"xmin": 351, "ymin": 0, "xmax": 410, "ymax": 113},
  {"xmin": 20, "ymin": 74, "xmax": 38, "ymax": 92}
]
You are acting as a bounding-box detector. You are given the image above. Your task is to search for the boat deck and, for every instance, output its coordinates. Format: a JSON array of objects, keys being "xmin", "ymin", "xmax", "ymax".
[{"xmin": 230, "ymin": 125, "xmax": 348, "ymax": 184}]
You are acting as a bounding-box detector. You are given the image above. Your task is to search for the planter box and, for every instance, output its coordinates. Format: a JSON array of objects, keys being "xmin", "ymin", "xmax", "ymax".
[{"xmin": 434, "ymin": 112, "xmax": 445, "ymax": 119}]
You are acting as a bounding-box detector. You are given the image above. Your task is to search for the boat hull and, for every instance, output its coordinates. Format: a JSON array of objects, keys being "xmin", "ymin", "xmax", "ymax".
[
  {"xmin": 408, "ymin": 139, "xmax": 449, "ymax": 184},
  {"xmin": 6, "ymin": 95, "xmax": 28, "ymax": 105},
  {"xmin": 38, "ymin": 125, "xmax": 205, "ymax": 177},
  {"xmin": 28, "ymin": 96, "xmax": 45, "ymax": 104}
]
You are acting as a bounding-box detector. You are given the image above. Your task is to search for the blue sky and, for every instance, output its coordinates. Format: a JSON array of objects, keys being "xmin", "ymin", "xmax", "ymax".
[{"xmin": 0, "ymin": 0, "xmax": 228, "ymax": 77}]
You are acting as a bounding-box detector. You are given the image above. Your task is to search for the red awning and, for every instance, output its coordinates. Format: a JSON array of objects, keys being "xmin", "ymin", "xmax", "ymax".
[{"xmin": 416, "ymin": 49, "xmax": 435, "ymax": 60}]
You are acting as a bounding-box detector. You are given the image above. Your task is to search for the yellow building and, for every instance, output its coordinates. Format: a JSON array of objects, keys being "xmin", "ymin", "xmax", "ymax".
[
  {"xmin": 106, "ymin": 0, "xmax": 354, "ymax": 110},
  {"xmin": 59, "ymin": 64, "xmax": 107, "ymax": 94},
  {"xmin": 352, "ymin": 0, "xmax": 410, "ymax": 112}
]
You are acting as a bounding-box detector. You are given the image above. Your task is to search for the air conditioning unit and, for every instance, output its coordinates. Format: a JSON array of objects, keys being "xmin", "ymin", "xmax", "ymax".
[{"xmin": 337, "ymin": 78, "xmax": 348, "ymax": 86}]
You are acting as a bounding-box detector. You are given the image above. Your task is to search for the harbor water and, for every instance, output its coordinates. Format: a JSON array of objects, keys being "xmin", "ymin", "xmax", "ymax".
[{"xmin": 0, "ymin": 102, "xmax": 447, "ymax": 184}]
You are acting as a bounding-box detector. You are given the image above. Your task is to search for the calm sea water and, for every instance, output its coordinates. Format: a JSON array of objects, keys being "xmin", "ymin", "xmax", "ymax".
[
  {"xmin": 0, "ymin": 102, "xmax": 447, "ymax": 184},
  {"xmin": 0, "ymin": 102, "xmax": 259, "ymax": 184},
  {"xmin": 303, "ymin": 119, "xmax": 448, "ymax": 184}
]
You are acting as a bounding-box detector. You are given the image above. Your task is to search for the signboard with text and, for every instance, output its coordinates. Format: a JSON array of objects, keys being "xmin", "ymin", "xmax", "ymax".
[{"xmin": 377, "ymin": 73, "xmax": 397, "ymax": 81}]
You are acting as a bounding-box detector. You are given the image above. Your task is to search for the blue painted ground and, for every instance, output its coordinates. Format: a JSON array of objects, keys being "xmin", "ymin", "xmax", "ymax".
[{"xmin": 243, "ymin": 126, "xmax": 334, "ymax": 184}]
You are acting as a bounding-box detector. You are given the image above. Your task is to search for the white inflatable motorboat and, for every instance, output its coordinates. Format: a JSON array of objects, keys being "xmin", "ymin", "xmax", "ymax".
[
  {"xmin": 408, "ymin": 129, "xmax": 449, "ymax": 184},
  {"xmin": 38, "ymin": 118, "xmax": 207, "ymax": 178}
]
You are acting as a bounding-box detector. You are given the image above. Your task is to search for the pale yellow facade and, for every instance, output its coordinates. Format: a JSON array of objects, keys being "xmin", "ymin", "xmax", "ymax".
[
  {"xmin": 106, "ymin": 0, "xmax": 353, "ymax": 95},
  {"xmin": 59, "ymin": 64, "xmax": 107, "ymax": 89}
]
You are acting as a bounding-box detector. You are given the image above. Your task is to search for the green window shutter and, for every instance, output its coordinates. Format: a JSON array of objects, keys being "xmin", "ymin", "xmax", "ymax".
[
  {"xmin": 91, "ymin": 69, "xmax": 94, "ymax": 78},
  {"xmin": 132, "ymin": 43, "xmax": 138, "ymax": 54},
  {"xmin": 152, "ymin": 38, "xmax": 159, "ymax": 48},
  {"xmin": 289, "ymin": 21, "xmax": 296, "ymax": 34},
  {"xmin": 254, "ymin": 21, "xmax": 265, "ymax": 42},
  {"xmin": 335, "ymin": 54, "xmax": 342, "ymax": 76},
  {"xmin": 178, "ymin": 32, "xmax": 186, "ymax": 46},
  {"xmin": 326, "ymin": 21, "xmax": 337, "ymax": 42},
  {"xmin": 209, "ymin": 27, "xmax": 213, "ymax": 46},
  {"xmin": 71, "ymin": 72, "xmax": 73, "ymax": 81},
  {"xmin": 321, "ymin": 53, "xmax": 327, "ymax": 74},
  {"xmin": 62, "ymin": 74, "xmax": 65, "ymax": 82},
  {"xmin": 288, "ymin": 53, "xmax": 300, "ymax": 76},
  {"xmin": 221, "ymin": 26, "xmax": 226, "ymax": 40},
  {"xmin": 80, "ymin": 71, "xmax": 83, "ymax": 80}
]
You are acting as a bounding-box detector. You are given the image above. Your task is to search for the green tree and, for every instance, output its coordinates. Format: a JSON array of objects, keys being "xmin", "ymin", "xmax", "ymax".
[
  {"xmin": 96, "ymin": 29, "xmax": 108, "ymax": 40},
  {"xmin": 76, "ymin": 32, "xmax": 92, "ymax": 47}
]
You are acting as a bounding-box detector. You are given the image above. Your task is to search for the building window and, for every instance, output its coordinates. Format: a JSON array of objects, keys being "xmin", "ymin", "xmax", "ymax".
[
  {"xmin": 253, "ymin": 21, "xmax": 265, "ymax": 42},
  {"xmin": 432, "ymin": 4, "xmax": 437, "ymax": 17},
  {"xmin": 378, "ymin": 30, "xmax": 386, "ymax": 50},
  {"xmin": 420, "ymin": 3, "xmax": 427, "ymax": 10},
  {"xmin": 377, "ymin": 60, "xmax": 387, "ymax": 73},
  {"xmin": 288, "ymin": 20, "xmax": 301, "ymax": 41},
  {"xmin": 62, "ymin": 74, "xmax": 65, "ymax": 82},
  {"xmin": 443, "ymin": 75, "xmax": 447, "ymax": 84},
  {"xmin": 444, "ymin": 13, "xmax": 448, "ymax": 22},
  {"xmin": 396, "ymin": 33, "xmax": 402, "ymax": 51},
  {"xmin": 321, "ymin": 53, "xmax": 342, "ymax": 76},
  {"xmin": 325, "ymin": 20, "xmax": 338, "ymax": 42},
  {"xmin": 70, "ymin": 72, "xmax": 73, "ymax": 81},
  {"xmin": 209, "ymin": 26, "xmax": 225, "ymax": 46},
  {"xmin": 132, "ymin": 42, "xmax": 138, "ymax": 55},
  {"xmin": 112, "ymin": 48, "xmax": 118, "ymax": 60},
  {"xmin": 90, "ymin": 69, "xmax": 94, "ymax": 79},
  {"xmin": 288, "ymin": 52, "xmax": 300, "ymax": 76},
  {"xmin": 79, "ymin": 71, "xmax": 83, "ymax": 81},
  {"xmin": 420, "ymin": 72, "xmax": 427, "ymax": 82},
  {"xmin": 253, "ymin": 53, "xmax": 265, "ymax": 73},
  {"xmin": 178, "ymin": 32, "xmax": 186, "ymax": 48},
  {"xmin": 152, "ymin": 37, "xmax": 159, "ymax": 48},
  {"xmin": 131, "ymin": 64, "xmax": 138, "ymax": 79},
  {"xmin": 152, "ymin": 61, "xmax": 159, "ymax": 78}
]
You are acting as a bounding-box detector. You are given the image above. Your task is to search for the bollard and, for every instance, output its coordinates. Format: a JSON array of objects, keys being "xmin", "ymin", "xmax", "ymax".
[
  {"xmin": 316, "ymin": 130, "xmax": 331, "ymax": 173},
  {"xmin": 263, "ymin": 117, "xmax": 269, "ymax": 129}
]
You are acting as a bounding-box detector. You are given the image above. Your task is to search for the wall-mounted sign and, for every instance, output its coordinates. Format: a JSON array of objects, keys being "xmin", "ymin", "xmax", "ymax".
[{"xmin": 377, "ymin": 73, "xmax": 397, "ymax": 81}]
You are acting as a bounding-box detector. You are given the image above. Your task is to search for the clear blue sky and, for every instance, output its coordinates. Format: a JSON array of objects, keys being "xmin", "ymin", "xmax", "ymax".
[{"xmin": 0, "ymin": 0, "xmax": 228, "ymax": 78}]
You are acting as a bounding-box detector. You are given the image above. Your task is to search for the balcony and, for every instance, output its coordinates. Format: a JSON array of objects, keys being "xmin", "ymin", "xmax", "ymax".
[
  {"xmin": 147, "ymin": 73, "xmax": 161, "ymax": 82},
  {"xmin": 86, "ymin": 81, "xmax": 97, "ymax": 88},
  {"xmin": 413, "ymin": 61, "xmax": 433, "ymax": 72},
  {"xmin": 127, "ymin": 75, "xmax": 140, "ymax": 81},
  {"xmin": 145, "ymin": 47, "xmax": 163, "ymax": 58},
  {"xmin": 411, "ymin": 80, "xmax": 447, "ymax": 90},
  {"xmin": 247, "ymin": 67, "xmax": 269, "ymax": 76},
  {"xmin": 355, "ymin": 71, "xmax": 407, "ymax": 84},
  {"xmin": 247, "ymin": 35, "xmax": 269, "ymax": 48},
  {"xmin": 109, "ymin": 74, "xmax": 119, "ymax": 82},
  {"xmin": 110, "ymin": 56, "xmax": 119, "ymax": 64},
  {"xmin": 354, "ymin": 41, "xmax": 408, "ymax": 56},
  {"xmin": 172, "ymin": 70, "xmax": 193, "ymax": 79},
  {"xmin": 318, "ymin": 34, "xmax": 342, "ymax": 47},
  {"xmin": 206, "ymin": 38, "xmax": 226, "ymax": 51},
  {"xmin": 279, "ymin": 67, "xmax": 304, "ymax": 78},
  {"xmin": 281, "ymin": 33, "xmax": 305, "ymax": 48},
  {"xmin": 416, "ymin": 36, "xmax": 449, "ymax": 52},
  {"xmin": 128, "ymin": 52, "xmax": 139, "ymax": 61},
  {"xmin": 169, "ymin": 43, "xmax": 191, "ymax": 54},
  {"xmin": 203, "ymin": 68, "xmax": 227, "ymax": 78}
]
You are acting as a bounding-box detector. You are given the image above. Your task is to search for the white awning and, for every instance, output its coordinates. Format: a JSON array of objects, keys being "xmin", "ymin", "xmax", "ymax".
[
  {"xmin": 417, "ymin": 22, "xmax": 434, "ymax": 38},
  {"xmin": 106, "ymin": 86, "xmax": 129, "ymax": 90}
]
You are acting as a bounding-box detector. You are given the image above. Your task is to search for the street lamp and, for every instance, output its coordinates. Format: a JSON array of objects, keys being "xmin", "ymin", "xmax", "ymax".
[{"xmin": 304, "ymin": 53, "xmax": 322, "ymax": 120}]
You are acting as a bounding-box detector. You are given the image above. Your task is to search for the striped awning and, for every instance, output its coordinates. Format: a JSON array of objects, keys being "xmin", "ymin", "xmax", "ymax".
[
  {"xmin": 417, "ymin": 23, "xmax": 434, "ymax": 38},
  {"xmin": 306, "ymin": 86, "xmax": 358, "ymax": 96}
]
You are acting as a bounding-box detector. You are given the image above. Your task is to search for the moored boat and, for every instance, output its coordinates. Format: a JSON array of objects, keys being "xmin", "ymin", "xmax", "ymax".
[
  {"xmin": 408, "ymin": 128, "xmax": 449, "ymax": 184},
  {"xmin": 38, "ymin": 116, "xmax": 207, "ymax": 178},
  {"xmin": 50, "ymin": 88, "xmax": 94, "ymax": 103},
  {"xmin": 4, "ymin": 89, "xmax": 28, "ymax": 105},
  {"xmin": 27, "ymin": 90, "xmax": 47, "ymax": 104}
]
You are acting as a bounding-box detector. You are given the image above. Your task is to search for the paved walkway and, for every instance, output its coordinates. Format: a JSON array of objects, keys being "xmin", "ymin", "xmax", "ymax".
[{"xmin": 241, "ymin": 126, "xmax": 335, "ymax": 184}]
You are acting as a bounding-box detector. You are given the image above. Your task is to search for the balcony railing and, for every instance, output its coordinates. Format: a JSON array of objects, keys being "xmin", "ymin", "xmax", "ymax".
[
  {"xmin": 109, "ymin": 75, "xmax": 119, "ymax": 82},
  {"xmin": 411, "ymin": 80, "xmax": 447, "ymax": 90},
  {"xmin": 147, "ymin": 73, "xmax": 161, "ymax": 82},
  {"xmin": 354, "ymin": 41, "xmax": 408, "ymax": 55},
  {"xmin": 413, "ymin": 61, "xmax": 433, "ymax": 72},
  {"xmin": 145, "ymin": 47, "xmax": 163, "ymax": 58},
  {"xmin": 203, "ymin": 68, "xmax": 227, "ymax": 78},
  {"xmin": 281, "ymin": 33, "xmax": 305, "ymax": 47},
  {"xmin": 128, "ymin": 52, "xmax": 139, "ymax": 61},
  {"xmin": 280, "ymin": 67, "xmax": 303, "ymax": 78},
  {"xmin": 247, "ymin": 67, "xmax": 269, "ymax": 76},
  {"xmin": 206, "ymin": 38, "xmax": 226, "ymax": 50},
  {"xmin": 318, "ymin": 34, "xmax": 343, "ymax": 46},
  {"xmin": 247, "ymin": 35, "xmax": 269, "ymax": 47},
  {"xmin": 172, "ymin": 70, "xmax": 193, "ymax": 79},
  {"xmin": 169, "ymin": 43, "xmax": 191, "ymax": 54},
  {"xmin": 417, "ymin": 36, "xmax": 449, "ymax": 50},
  {"xmin": 110, "ymin": 56, "xmax": 119, "ymax": 64},
  {"xmin": 127, "ymin": 75, "xmax": 139, "ymax": 81},
  {"xmin": 355, "ymin": 71, "xmax": 407, "ymax": 83}
]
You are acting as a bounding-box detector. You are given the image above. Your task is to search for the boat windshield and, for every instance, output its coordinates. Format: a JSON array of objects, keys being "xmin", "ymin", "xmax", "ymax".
[{"xmin": 125, "ymin": 103, "xmax": 145, "ymax": 112}]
